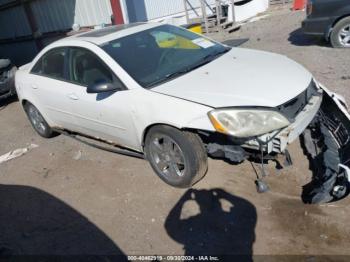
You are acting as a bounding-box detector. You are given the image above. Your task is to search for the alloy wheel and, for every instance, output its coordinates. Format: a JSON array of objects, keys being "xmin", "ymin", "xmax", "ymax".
[
  {"xmin": 149, "ymin": 134, "xmax": 186, "ymax": 178},
  {"xmin": 28, "ymin": 106, "xmax": 47, "ymax": 134},
  {"xmin": 338, "ymin": 24, "xmax": 350, "ymax": 47}
]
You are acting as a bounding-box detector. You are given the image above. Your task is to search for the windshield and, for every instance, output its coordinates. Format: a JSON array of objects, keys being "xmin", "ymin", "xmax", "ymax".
[{"xmin": 101, "ymin": 24, "xmax": 230, "ymax": 88}]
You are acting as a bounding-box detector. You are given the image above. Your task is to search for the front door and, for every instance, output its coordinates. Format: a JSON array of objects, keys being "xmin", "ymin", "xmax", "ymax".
[{"xmin": 64, "ymin": 47, "xmax": 139, "ymax": 149}]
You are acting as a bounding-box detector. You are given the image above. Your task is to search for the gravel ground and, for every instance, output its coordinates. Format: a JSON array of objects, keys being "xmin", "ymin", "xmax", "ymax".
[{"xmin": 0, "ymin": 7, "xmax": 349, "ymax": 258}]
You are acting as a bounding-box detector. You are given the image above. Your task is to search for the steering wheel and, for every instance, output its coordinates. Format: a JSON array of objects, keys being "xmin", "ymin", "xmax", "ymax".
[{"xmin": 158, "ymin": 48, "xmax": 177, "ymax": 68}]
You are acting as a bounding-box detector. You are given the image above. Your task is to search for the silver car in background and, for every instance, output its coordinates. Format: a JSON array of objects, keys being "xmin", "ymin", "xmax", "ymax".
[{"xmin": 0, "ymin": 59, "xmax": 17, "ymax": 99}]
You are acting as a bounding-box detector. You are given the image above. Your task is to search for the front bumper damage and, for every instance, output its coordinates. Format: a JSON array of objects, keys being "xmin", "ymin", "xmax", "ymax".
[
  {"xmin": 243, "ymin": 81, "xmax": 323, "ymax": 154},
  {"xmin": 206, "ymin": 83, "xmax": 350, "ymax": 204},
  {"xmin": 240, "ymin": 83, "xmax": 350, "ymax": 204},
  {"xmin": 302, "ymin": 86, "xmax": 350, "ymax": 204}
]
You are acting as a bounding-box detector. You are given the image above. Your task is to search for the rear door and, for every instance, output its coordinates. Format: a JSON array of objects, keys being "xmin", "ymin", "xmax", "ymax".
[{"xmin": 29, "ymin": 47, "xmax": 76, "ymax": 130}]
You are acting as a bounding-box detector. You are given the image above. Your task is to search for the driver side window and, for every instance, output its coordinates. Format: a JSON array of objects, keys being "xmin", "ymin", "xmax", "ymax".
[{"xmin": 68, "ymin": 48, "xmax": 124, "ymax": 88}]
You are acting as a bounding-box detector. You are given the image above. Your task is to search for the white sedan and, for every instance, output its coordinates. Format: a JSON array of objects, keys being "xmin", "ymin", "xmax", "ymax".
[{"xmin": 15, "ymin": 23, "xmax": 350, "ymax": 203}]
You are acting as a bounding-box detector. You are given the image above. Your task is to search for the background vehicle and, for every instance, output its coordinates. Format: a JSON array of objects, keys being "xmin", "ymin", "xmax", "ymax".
[
  {"xmin": 0, "ymin": 59, "xmax": 17, "ymax": 99},
  {"xmin": 302, "ymin": 0, "xmax": 350, "ymax": 47}
]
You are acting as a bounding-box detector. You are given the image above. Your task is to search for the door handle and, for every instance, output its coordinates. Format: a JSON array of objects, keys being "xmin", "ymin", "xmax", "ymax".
[
  {"xmin": 31, "ymin": 84, "xmax": 38, "ymax": 89},
  {"xmin": 67, "ymin": 93, "xmax": 79, "ymax": 100}
]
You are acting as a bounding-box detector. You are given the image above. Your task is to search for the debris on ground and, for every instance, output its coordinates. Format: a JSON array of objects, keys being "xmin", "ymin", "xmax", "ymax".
[
  {"xmin": 73, "ymin": 150, "xmax": 82, "ymax": 160},
  {"xmin": 320, "ymin": 234, "xmax": 328, "ymax": 240},
  {"xmin": 0, "ymin": 144, "xmax": 38, "ymax": 165}
]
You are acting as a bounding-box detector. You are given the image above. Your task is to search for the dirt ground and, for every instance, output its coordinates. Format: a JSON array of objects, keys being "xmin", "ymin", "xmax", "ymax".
[{"xmin": 0, "ymin": 6, "xmax": 350, "ymax": 258}]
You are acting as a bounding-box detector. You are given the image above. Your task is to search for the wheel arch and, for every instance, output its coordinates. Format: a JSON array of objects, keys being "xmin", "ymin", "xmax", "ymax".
[
  {"xmin": 141, "ymin": 123, "xmax": 180, "ymax": 148},
  {"xmin": 141, "ymin": 123, "xmax": 201, "ymax": 150},
  {"xmin": 21, "ymin": 98, "xmax": 29, "ymax": 107},
  {"xmin": 20, "ymin": 98, "xmax": 56, "ymax": 128},
  {"xmin": 327, "ymin": 14, "xmax": 350, "ymax": 39}
]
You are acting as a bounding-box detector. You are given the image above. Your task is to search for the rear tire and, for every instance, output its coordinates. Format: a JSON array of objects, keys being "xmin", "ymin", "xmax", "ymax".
[
  {"xmin": 24, "ymin": 102, "xmax": 58, "ymax": 138},
  {"xmin": 144, "ymin": 125, "xmax": 208, "ymax": 188},
  {"xmin": 330, "ymin": 16, "xmax": 350, "ymax": 48}
]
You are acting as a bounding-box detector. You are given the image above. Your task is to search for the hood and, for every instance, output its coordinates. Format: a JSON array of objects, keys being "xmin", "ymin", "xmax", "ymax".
[{"xmin": 152, "ymin": 48, "xmax": 312, "ymax": 108}]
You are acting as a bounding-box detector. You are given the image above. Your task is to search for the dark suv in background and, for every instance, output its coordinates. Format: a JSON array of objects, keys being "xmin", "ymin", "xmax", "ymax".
[{"xmin": 302, "ymin": 0, "xmax": 350, "ymax": 48}]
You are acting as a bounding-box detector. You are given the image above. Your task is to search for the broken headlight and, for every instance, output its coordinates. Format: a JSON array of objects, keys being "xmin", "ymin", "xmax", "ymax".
[{"xmin": 208, "ymin": 109, "xmax": 290, "ymax": 138}]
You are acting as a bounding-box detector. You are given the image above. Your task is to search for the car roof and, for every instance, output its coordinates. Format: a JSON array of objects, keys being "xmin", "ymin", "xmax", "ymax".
[{"xmin": 63, "ymin": 22, "xmax": 162, "ymax": 46}]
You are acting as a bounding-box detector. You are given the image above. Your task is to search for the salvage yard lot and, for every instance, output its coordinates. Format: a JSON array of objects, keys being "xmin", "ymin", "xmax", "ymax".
[{"xmin": 1, "ymin": 8, "xmax": 350, "ymax": 256}]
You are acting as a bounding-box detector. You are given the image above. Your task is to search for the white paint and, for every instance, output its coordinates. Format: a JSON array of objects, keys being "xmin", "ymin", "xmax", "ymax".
[
  {"xmin": 339, "ymin": 164, "xmax": 350, "ymax": 182},
  {"xmin": 153, "ymin": 48, "xmax": 313, "ymax": 108},
  {"xmin": 14, "ymin": 24, "xmax": 335, "ymax": 155},
  {"xmin": 15, "ymin": 34, "xmax": 214, "ymax": 152}
]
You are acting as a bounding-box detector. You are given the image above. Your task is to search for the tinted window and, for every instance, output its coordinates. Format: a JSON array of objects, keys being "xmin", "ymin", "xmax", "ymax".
[
  {"xmin": 68, "ymin": 48, "xmax": 123, "ymax": 88},
  {"xmin": 31, "ymin": 48, "xmax": 67, "ymax": 80},
  {"xmin": 101, "ymin": 24, "xmax": 230, "ymax": 88}
]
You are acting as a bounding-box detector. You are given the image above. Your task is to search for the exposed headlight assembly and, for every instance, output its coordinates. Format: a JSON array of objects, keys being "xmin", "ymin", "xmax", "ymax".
[{"xmin": 208, "ymin": 109, "xmax": 290, "ymax": 138}]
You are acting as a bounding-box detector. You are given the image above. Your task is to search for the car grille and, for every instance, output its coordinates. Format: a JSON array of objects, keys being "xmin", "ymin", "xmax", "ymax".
[{"xmin": 277, "ymin": 80, "xmax": 318, "ymax": 121}]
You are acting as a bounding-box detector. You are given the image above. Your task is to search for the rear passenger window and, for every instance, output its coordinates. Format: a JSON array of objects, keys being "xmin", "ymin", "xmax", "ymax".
[{"xmin": 31, "ymin": 48, "xmax": 67, "ymax": 80}]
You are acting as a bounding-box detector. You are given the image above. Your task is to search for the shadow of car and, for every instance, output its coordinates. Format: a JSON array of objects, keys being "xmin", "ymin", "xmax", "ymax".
[
  {"xmin": 0, "ymin": 184, "xmax": 126, "ymax": 259},
  {"xmin": 165, "ymin": 188, "xmax": 256, "ymax": 259},
  {"xmin": 288, "ymin": 28, "xmax": 331, "ymax": 47}
]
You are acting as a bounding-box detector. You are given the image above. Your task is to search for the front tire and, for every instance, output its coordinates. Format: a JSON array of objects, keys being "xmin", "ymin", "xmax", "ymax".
[
  {"xmin": 24, "ymin": 102, "xmax": 58, "ymax": 138},
  {"xmin": 330, "ymin": 16, "xmax": 350, "ymax": 48},
  {"xmin": 144, "ymin": 125, "xmax": 208, "ymax": 188}
]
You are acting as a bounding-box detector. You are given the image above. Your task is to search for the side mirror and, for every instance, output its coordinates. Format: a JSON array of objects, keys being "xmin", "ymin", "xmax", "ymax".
[{"xmin": 87, "ymin": 80, "xmax": 123, "ymax": 94}]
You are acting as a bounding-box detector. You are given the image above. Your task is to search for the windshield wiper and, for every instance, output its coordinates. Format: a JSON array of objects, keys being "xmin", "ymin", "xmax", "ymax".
[
  {"xmin": 182, "ymin": 48, "xmax": 231, "ymax": 74},
  {"xmin": 146, "ymin": 48, "xmax": 231, "ymax": 88},
  {"xmin": 201, "ymin": 48, "xmax": 231, "ymax": 63},
  {"xmin": 145, "ymin": 69, "xmax": 190, "ymax": 88}
]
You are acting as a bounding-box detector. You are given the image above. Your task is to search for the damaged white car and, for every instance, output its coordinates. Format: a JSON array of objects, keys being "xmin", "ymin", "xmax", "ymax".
[{"xmin": 15, "ymin": 23, "xmax": 350, "ymax": 204}]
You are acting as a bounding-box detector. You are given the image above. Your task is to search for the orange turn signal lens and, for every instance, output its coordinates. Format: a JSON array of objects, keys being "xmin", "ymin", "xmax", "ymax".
[{"xmin": 208, "ymin": 113, "xmax": 228, "ymax": 134}]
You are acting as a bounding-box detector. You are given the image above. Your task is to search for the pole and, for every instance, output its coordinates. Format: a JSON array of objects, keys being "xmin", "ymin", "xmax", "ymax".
[
  {"xmin": 200, "ymin": 0, "xmax": 209, "ymax": 33},
  {"xmin": 110, "ymin": 0, "xmax": 125, "ymax": 24},
  {"xmin": 231, "ymin": 0, "xmax": 235, "ymax": 23},
  {"xmin": 215, "ymin": 0, "xmax": 221, "ymax": 25},
  {"xmin": 183, "ymin": 0, "xmax": 190, "ymax": 25},
  {"xmin": 23, "ymin": 1, "xmax": 43, "ymax": 50}
]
